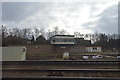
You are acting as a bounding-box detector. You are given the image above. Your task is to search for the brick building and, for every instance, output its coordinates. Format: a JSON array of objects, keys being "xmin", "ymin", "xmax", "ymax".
[
  {"xmin": 50, "ymin": 35, "xmax": 90, "ymax": 55},
  {"xmin": 26, "ymin": 35, "xmax": 91, "ymax": 59}
]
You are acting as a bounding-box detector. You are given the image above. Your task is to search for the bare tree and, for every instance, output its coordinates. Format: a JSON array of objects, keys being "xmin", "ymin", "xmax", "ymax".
[
  {"xmin": 46, "ymin": 26, "xmax": 70, "ymax": 40},
  {"xmin": 74, "ymin": 32, "xmax": 83, "ymax": 38},
  {"xmin": 21, "ymin": 28, "xmax": 30, "ymax": 39},
  {"xmin": 59, "ymin": 29, "xmax": 69, "ymax": 35},
  {"xmin": 34, "ymin": 28, "xmax": 40, "ymax": 39},
  {"xmin": 2, "ymin": 25, "xmax": 8, "ymax": 38},
  {"xmin": 12, "ymin": 28, "xmax": 21, "ymax": 37},
  {"xmin": 39, "ymin": 28, "xmax": 46, "ymax": 38},
  {"xmin": 53, "ymin": 26, "xmax": 59, "ymax": 35}
]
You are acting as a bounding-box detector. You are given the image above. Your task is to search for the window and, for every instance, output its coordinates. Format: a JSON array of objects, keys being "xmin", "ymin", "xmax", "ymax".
[
  {"xmin": 65, "ymin": 39, "xmax": 66, "ymax": 42},
  {"xmin": 70, "ymin": 48, "xmax": 73, "ymax": 51},
  {"xmin": 52, "ymin": 40, "xmax": 55, "ymax": 42},
  {"xmin": 67, "ymin": 39, "xmax": 69, "ymax": 42},
  {"xmin": 72, "ymin": 40, "xmax": 74, "ymax": 42},
  {"xmin": 75, "ymin": 47, "xmax": 78, "ymax": 51},
  {"xmin": 93, "ymin": 47, "xmax": 97, "ymax": 50},
  {"xmin": 69, "ymin": 39, "xmax": 70, "ymax": 42},
  {"xmin": 57, "ymin": 39, "xmax": 60, "ymax": 42},
  {"xmin": 56, "ymin": 39, "xmax": 58, "ymax": 42},
  {"xmin": 62, "ymin": 39, "xmax": 64, "ymax": 42},
  {"xmin": 61, "ymin": 46, "xmax": 66, "ymax": 48}
]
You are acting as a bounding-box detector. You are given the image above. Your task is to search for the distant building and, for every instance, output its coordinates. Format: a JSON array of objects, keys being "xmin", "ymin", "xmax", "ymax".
[
  {"xmin": 26, "ymin": 35, "xmax": 101, "ymax": 60},
  {"xmin": 50, "ymin": 35, "xmax": 75, "ymax": 44},
  {"xmin": 75, "ymin": 38, "xmax": 91, "ymax": 46},
  {"xmin": 86, "ymin": 46, "xmax": 102, "ymax": 53},
  {"xmin": 50, "ymin": 35, "xmax": 90, "ymax": 45},
  {"xmin": 49, "ymin": 35, "xmax": 91, "ymax": 55},
  {"xmin": 36, "ymin": 35, "xmax": 47, "ymax": 44}
]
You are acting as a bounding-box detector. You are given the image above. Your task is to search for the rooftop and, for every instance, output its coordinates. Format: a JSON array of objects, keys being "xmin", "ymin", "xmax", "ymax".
[{"xmin": 53, "ymin": 35, "xmax": 74, "ymax": 37}]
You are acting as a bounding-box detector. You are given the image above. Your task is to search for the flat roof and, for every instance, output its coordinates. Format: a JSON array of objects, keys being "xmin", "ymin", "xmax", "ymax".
[
  {"xmin": 50, "ymin": 35, "xmax": 74, "ymax": 39},
  {"xmin": 54, "ymin": 35, "xmax": 74, "ymax": 37}
]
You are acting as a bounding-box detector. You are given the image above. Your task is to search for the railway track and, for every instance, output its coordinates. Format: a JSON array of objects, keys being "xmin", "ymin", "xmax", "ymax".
[
  {"xmin": 3, "ymin": 68, "xmax": 120, "ymax": 72},
  {"xmin": 2, "ymin": 60, "xmax": 120, "ymax": 65},
  {"xmin": 2, "ymin": 60, "xmax": 119, "ymax": 69},
  {"xmin": 2, "ymin": 60, "xmax": 120, "ymax": 79},
  {"xmin": 2, "ymin": 68, "xmax": 120, "ymax": 77},
  {"xmin": 2, "ymin": 77, "xmax": 120, "ymax": 80}
]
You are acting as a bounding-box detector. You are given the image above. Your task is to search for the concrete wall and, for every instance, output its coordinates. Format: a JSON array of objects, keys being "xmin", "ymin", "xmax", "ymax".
[
  {"xmin": 2, "ymin": 46, "xmax": 26, "ymax": 61},
  {"xmin": 26, "ymin": 45, "xmax": 86, "ymax": 59},
  {"xmin": 53, "ymin": 45, "xmax": 86, "ymax": 56},
  {"xmin": 26, "ymin": 45, "xmax": 53, "ymax": 56},
  {"xmin": 53, "ymin": 45, "xmax": 86, "ymax": 54}
]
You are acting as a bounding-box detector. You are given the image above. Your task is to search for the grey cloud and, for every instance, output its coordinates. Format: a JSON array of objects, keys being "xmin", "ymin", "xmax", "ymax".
[
  {"xmin": 2, "ymin": 2, "xmax": 74, "ymax": 28},
  {"xmin": 0, "ymin": 2, "xmax": 2, "ymax": 24},
  {"xmin": 97, "ymin": 4, "xmax": 118, "ymax": 33},
  {"xmin": 2, "ymin": 2, "xmax": 50, "ymax": 23},
  {"xmin": 118, "ymin": 2, "xmax": 120, "ymax": 34},
  {"xmin": 82, "ymin": 4, "xmax": 118, "ymax": 34},
  {"xmin": 2, "ymin": 2, "xmax": 118, "ymax": 34}
]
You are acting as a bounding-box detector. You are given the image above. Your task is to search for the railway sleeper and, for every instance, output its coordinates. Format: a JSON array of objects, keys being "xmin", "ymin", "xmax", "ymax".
[{"xmin": 47, "ymin": 72, "xmax": 64, "ymax": 76}]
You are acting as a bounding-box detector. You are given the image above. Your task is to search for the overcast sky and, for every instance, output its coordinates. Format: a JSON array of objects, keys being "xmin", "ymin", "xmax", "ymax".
[{"xmin": 2, "ymin": 0, "xmax": 119, "ymax": 34}]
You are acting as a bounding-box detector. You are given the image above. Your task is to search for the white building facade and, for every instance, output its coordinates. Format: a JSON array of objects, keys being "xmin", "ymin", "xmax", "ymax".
[
  {"xmin": 51, "ymin": 35, "xmax": 75, "ymax": 44},
  {"xmin": 2, "ymin": 46, "xmax": 26, "ymax": 61},
  {"xmin": 86, "ymin": 46, "xmax": 102, "ymax": 53}
]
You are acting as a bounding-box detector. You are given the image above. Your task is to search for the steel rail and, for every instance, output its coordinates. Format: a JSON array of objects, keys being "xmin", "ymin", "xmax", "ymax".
[
  {"xmin": 1, "ymin": 77, "xmax": 120, "ymax": 80},
  {"xmin": 3, "ymin": 69, "xmax": 120, "ymax": 72},
  {"xmin": 2, "ymin": 60, "xmax": 120, "ymax": 65}
]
